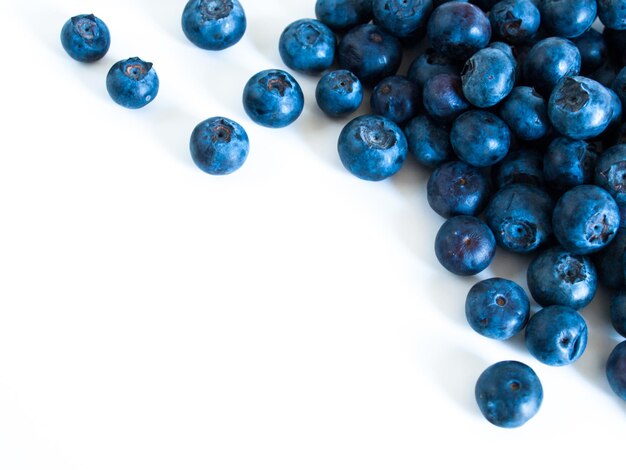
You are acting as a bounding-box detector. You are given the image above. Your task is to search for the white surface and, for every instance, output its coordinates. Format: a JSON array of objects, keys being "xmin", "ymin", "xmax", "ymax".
[{"xmin": 0, "ymin": 1, "xmax": 624, "ymax": 469}]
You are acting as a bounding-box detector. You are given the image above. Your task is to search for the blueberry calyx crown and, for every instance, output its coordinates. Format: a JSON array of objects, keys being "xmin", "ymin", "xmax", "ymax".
[
  {"xmin": 295, "ymin": 23, "xmax": 322, "ymax": 46},
  {"xmin": 72, "ymin": 14, "xmax": 98, "ymax": 42},
  {"xmin": 210, "ymin": 119, "xmax": 233, "ymax": 143},
  {"xmin": 123, "ymin": 58, "xmax": 153, "ymax": 80},
  {"xmin": 199, "ymin": 0, "xmax": 234, "ymax": 21},
  {"xmin": 260, "ymin": 72, "xmax": 292, "ymax": 97},
  {"xmin": 358, "ymin": 121, "xmax": 397, "ymax": 149},
  {"xmin": 556, "ymin": 255, "xmax": 587, "ymax": 284},
  {"xmin": 555, "ymin": 77, "xmax": 590, "ymax": 112}
]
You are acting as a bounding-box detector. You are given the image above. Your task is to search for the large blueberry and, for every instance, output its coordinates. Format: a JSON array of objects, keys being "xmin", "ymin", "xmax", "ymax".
[
  {"xmin": 315, "ymin": 70, "xmax": 363, "ymax": 117},
  {"xmin": 611, "ymin": 290, "xmax": 626, "ymax": 337},
  {"xmin": 407, "ymin": 48, "xmax": 459, "ymax": 87},
  {"xmin": 499, "ymin": 87, "xmax": 550, "ymax": 141},
  {"xmin": 370, "ymin": 76, "xmax": 421, "ymax": 125},
  {"xmin": 524, "ymin": 37, "xmax": 581, "ymax": 98},
  {"xmin": 106, "ymin": 57, "xmax": 159, "ymax": 109},
  {"xmin": 422, "ymin": 74, "xmax": 471, "ymax": 124},
  {"xmin": 494, "ymin": 149, "xmax": 544, "ymax": 189},
  {"xmin": 461, "ymin": 47, "xmax": 515, "ymax": 108},
  {"xmin": 242, "ymin": 69, "xmax": 304, "ymax": 128},
  {"xmin": 573, "ymin": 29, "xmax": 609, "ymax": 74},
  {"xmin": 598, "ymin": 0, "xmax": 626, "ymax": 30},
  {"xmin": 606, "ymin": 341, "xmax": 626, "ymax": 400},
  {"xmin": 539, "ymin": 0, "xmax": 597, "ymax": 39},
  {"xmin": 315, "ymin": 0, "xmax": 373, "ymax": 32},
  {"xmin": 434, "ymin": 215, "xmax": 496, "ymax": 276},
  {"xmin": 451, "ymin": 111, "xmax": 511, "ymax": 168},
  {"xmin": 489, "ymin": 0, "xmax": 541, "ymax": 45},
  {"xmin": 189, "ymin": 116, "xmax": 249, "ymax": 175},
  {"xmin": 337, "ymin": 115, "xmax": 407, "ymax": 181},
  {"xmin": 475, "ymin": 361, "xmax": 543, "ymax": 428},
  {"xmin": 279, "ymin": 19, "xmax": 336, "ymax": 75},
  {"xmin": 181, "ymin": 0, "xmax": 246, "ymax": 50},
  {"xmin": 595, "ymin": 144, "xmax": 626, "ymax": 204},
  {"xmin": 404, "ymin": 115, "xmax": 452, "ymax": 168},
  {"xmin": 60, "ymin": 14, "xmax": 110, "ymax": 62},
  {"xmin": 543, "ymin": 137, "xmax": 598, "ymax": 193},
  {"xmin": 372, "ymin": 0, "xmax": 433, "ymax": 39}
]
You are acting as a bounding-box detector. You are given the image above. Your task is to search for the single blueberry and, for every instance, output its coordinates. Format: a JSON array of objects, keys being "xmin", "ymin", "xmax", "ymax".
[
  {"xmin": 595, "ymin": 144, "xmax": 626, "ymax": 204},
  {"xmin": 598, "ymin": 0, "xmax": 626, "ymax": 31},
  {"xmin": 594, "ymin": 227, "xmax": 626, "ymax": 289},
  {"xmin": 539, "ymin": 0, "xmax": 597, "ymax": 39},
  {"xmin": 106, "ymin": 57, "xmax": 159, "ymax": 109},
  {"xmin": 242, "ymin": 69, "xmax": 304, "ymax": 128},
  {"xmin": 60, "ymin": 14, "xmax": 110, "ymax": 63},
  {"xmin": 475, "ymin": 360, "xmax": 543, "ymax": 428},
  {"xmin": 524, "ymin": 37, "xmax": 581, "ymax": 98},
  {"xmin": 461, "ymin": 47, "xmax": 515, "ymax": 108},
  {"xmin": 370, "ymin": 76, "xmax": 421, "ymax": 125},
  {"xmin": 279, "ymin": 19, "xmax": 336, "ymax": 75},
  {"xmin": 404, "ymin": 115, "xmax": 453, "ymax": 168},
  {"xmin": 315, "ymin": 0, "xmax": 373, "ymax": 32},
  {"xmin": 499, "ymin": 87, "xmax": 551, "ymax": 141},
  {"xmin": 543, "ymin": 137, "xmax": 598, "ymax": 194},
  {"xmin": 372, "ymin": 0, "xmax": 434, "ymax": 40},
  {"xmin": 573, "ymin": 29, "xmax": 609, "ymax": 74},
  {"xmin": 450, "ymin": 110, "xmax": 511, "ymax": 168},
  {"xmin": 337, "ymin": 115, "xmax": 408, "ymax": 181},
  {"xmin": 610, "ymin": 290, "xmax": 626, "ymax": 337},
  {"xmin": 315, "ymin": 70, "xmax": 363, "ymax": 117},
  {"xmin": 489, "ymin": 0, "xmax": 541, "ymax": 45},
  {"xmin": 422, "ymin": 74, "xmax": 471, "ymax": 124},
  {"xmin": 407, "ymin": 48, "xmax": 459, "ymax": 88},
  {"xmin": 494, "ymin": 148, "xmax": 544, "ymax": 189},
  {"xmin": 607, "ymin": 341, "xmax": 626, "ymax": 400},
  {"xmin": 189, "ymin": 116, "xmax": 249, "ymax": 175},
  {"xmin": 181, "ymin": 0, "xmax": 246, "ymax": 51}
]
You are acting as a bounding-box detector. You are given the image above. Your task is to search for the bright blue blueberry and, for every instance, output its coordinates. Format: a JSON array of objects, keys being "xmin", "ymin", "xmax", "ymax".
[
  {"xmin": 595, "ymin": 144, "xmax": 626, "ymax": 204},
  {"xmin": 427, "ymin": 2, "xmax": 492, "ymax": 62},
  {"xmin": 613, "ymin": 66, "xmax": 626, "ymax": 109},
  {"xmin": 106, "ymin": 58, "xmax": 159, "ymax": 109},
  {"xmin": 475, "ymin": 361, "xmax": 543, "ymax": 428},
  {"xmin": 404, "ymin": 115, "xmax": 452, "ymax": 168},
  {"xmin": 573, "ymin": 29, "xmax": 609, "ymax": 74},
  {"xmin": 242, "ymin": 69, "xmax": 304, "ymax": 128},
  {"xmin": 525, "ymin": 305, "xmax": 588, "ymax": 366},
  {"xmin": 489, "ymin": 0, "xmax": 540, "ymax": 45},
  {"xmin": 372, "ymin": 0, "xmax": 433, "ymax": 39},
  {"xmin": 540, "ymin": 0, "xmax": 597, "ymax": 39},
  {"xmin": 407, "ymin": 48, "xmax": 459, "ymax": 87},
  {"xmin": 461, "ymin": 47, "xmax": 515, "ymax": 108},
  {"xmin": 524, "ymin": 37, "xmax": 581, "ymax": 97},
  {"xmin": 527, "ymin": 247, "xmax": 597, "ymax": 310},
  {"xmin": 315, "ymin": 70, "xmax": 363, "ymax": 117},
  {"xmin": 499, "ymin": 87, "xmax": 550, "ymax": 141},
  {"xmin": 60, "ymin": 14, "xmax": 110, "ymax": 63},
  {"xmin": 485, "ymin": 183, "xmax": 554, "ymax": 253},
  {"xmin": 434, "ymin": 215, "xmax": 496, "ymax": 276},
  {"xmin": 427, "ymin": 161, "xmax": 491, "ymax": 218},
  {"xmin": 370, "ymin": 76, "xmax": 421, "ymax": 125},
  {"xmin": 553, "ymin": 185, "xmax": 620, "ymax": 254},
  {"xmin": 598, "ymin": 0, "xmax": 626, "ymax": 30},
  {"xmin": 422, "ymin": 74, "xmax": 471, "ymax": 124},
  {"xmin": 544, "ymin": 137, "xmax": 598, "ymax": 193},
  {"xmin": 594, "ymin": 227, "xmax": 626, "ymax": 288},
  {"xmin": 607, "ymin": 341, "xmax": 626, "ymax": 400},
  {"xmin": 315, "ymin": 0, "xmax": 373, "ymax": 32},
  {"xmin": 466, "ymin": 278, "xmax": 530, "ymax": 340},
  {"xmin": 337, "ymin": 115, "xmax": 407, "ymax": 181},
  {"xmin": 611, "ymin": 290, "xmax": 626, "ymax": 337},
  {"xmin": 181, "ymin": 0, "xmax": 246, "ymax": 51},
  {"xmin": 604, "ymin": 27, "xmax": 626, "ymax": 67},
  {"xmin": 451, "ymin": 111, "xmax": 511, "ymax": 167},
  {"xmin": 279, "ymin": 19, "xmax": 336, "ymax": 75},
  {"xmin": 189, "ymin": 116, "xmax": 249, "ymax": 175},
  {"xmin": 494, "ymin": 149, "xmax": 544, "ymax": 189}
]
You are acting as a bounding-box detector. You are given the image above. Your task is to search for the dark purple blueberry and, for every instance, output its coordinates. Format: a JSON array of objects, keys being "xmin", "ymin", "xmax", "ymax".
[
  {"xmin": 610, "ymin": 290, "xmax": 626, "ymax": 338},
  {"xmin": 404, "ymin": 115, "xmax": 453, "ymax": 168},
  {"xmin": 499, "ymin": 86, "xmax": 551, "ymax": 141},
  {"xmin": 370, "ymin": 76, "xmax": 421, "ymax": 125},
  {"xmin": 494, "ymin": 148, "xmax": 544, "ymax": 189},
  {"xmin": 573, "ymin": 28, "xmax": 609, "ymax": 74},
  {"xmin": 524, "ymin": 37, "xmax": 581, "ymax": 98},
  {"xmin": 407, "ymin": 48, "xmax": 459, "ymax": 88},
  {"xmin": 489, "ymin": 0, "xmax": 540, "ymax": 45},
  {"xmin": 543, "ymin": 137, "xmax": 598, "ymax": 194},
  {"xmin": 450, "ymin": 110, "xmax": 511, "ymax": 168},
  {"xmin": 422, "ymin": 73, "xmax": 471, "ymax": 124}
]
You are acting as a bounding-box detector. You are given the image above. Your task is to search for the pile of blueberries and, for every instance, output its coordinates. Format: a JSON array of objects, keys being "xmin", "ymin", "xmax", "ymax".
[{"xmin": 60, "ymin": 0, "xmax": 626, "ymax": 428}]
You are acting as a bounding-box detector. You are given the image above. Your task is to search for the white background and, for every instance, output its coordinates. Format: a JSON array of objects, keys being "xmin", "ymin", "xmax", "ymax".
[{"xmin": 0, "ymin": 1, "xmax": 624, "ymax": 469}]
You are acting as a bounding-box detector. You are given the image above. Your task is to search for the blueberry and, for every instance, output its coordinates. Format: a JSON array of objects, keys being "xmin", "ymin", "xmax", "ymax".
[
  {"xmin": 525, "ymin": 305, "xmax": 588, "ymax": 366},
  {"xmin": 337, "ymin": 115, "xmax": 407, "ymax": 181},
  {"xmin": 181, "ymin": 0, "xmax": 246, "ymax": 50},
  {"xmin": 494, "ymin": 148, "xmax": 544, "ymax": 189},
  {"xmin": 610, "ymin": 290, "xmax": 626, "ymax": 337},
  {"xmin": 524, "ymin": 37, "xmax": 581, "ymax": 98},
  {"xmin": 594, "ymin": 227, "xmax": 626, "ymax": 288},
  {"xmin": 461, "ymin": 47, "xmax": 515, "ymax": 108},
  {"xmin": 613, "ymin": 66, "xmax": 626, "ymax": 109},
  {"xmin": 315, "ymin": 70, "xmax": 363, "ymax": 117},
  {"xmin": 489, "ymin": 0, "xmax": 541, "ymax": 45},
  {"xmin": 465, "ymin": 278, "xmax": 530, "ymax": 340},
  {"xmin": 315, "ymin": 0, "xmax": 373, "ymax": 32},
  {"xmin": 422, "ymin": 74, "xmax": 471, "ymax": 124},
  {"xmin": 607, "ymin": 341, "xmax": 626, "ymax": 400},
  {"xmin": 434, "ymin": 215, "xmax": 496, "ymax": 276},
  {"xmin": 590, "ymin": 59, "xmax": 620, "ymax": 88},
  {"xmin": 499, "ymin": 87, "xmax": 550, "ymax": 141},
  {"xmin": 450, "ymin": 110, "xmax": 511, "ymax": 168},
  {"xmin": 278, "ymin": 19, "xmax": 336, "ymax": 75},
  {"xmin": 604, "ymin": 27, "xmax": 626, "ymax": 68},
  {"xmin": 527, "ymin": 247, "xmax": 597, "ymax": 310},
  {"xmin": 573, "ymin": 28, "xmax": 609, "ymax": 74},
  {"xmin": 407, "ymin": 48, "xmax": 459, "ymax": 88},
  {"xmin": 485, "ymin": 183, "xmax": 554, "ymax": 254},
  {"xmin": 427, "ymin": 2, "xmax": 492, "ymax": 62},
  {"xmin": 598, "ymin": 0, "xmax": 626, "ymax": 31},
  {"xmin": 60, "ymin": 14, "xmax": 110, "ymax": 63},
  {"xmin": 372, "ymin": 0, "xmax": 434, "ymax": 40},
  {"xmin": 595, "ymin": 144, "xmax": 626, "ymax": 204},
  {"xmin": 404, "ymin": 115, "xmax": 453, "ymax": 168},
  {"xmin": 543, "ymin": 137, "xmax": 598, "ymax": 193},
  {"xmin": 242, "ymin": 69, "xmax": 304, "ymax": 128},
  {"xmin": 106, "ymin": 58, "xmax": 159, "ymax": 109},
  {"xmin": 539, "ymin": 0, "xmax": 597, "ymax": 39},
  {"xmin": 370, "ymin": 76, "xmax": 421, "ymax": 125},
  {"xmin": 552, "ymin": 185, "xmax": 620, "ymax": 255},
  {"xmin": 475, "ymin": 360, "xmax": 543, "ymax": 428},
  {"xmin": 337, "ymin": 24, "xmax": 402, "ymax": 86},
  {"xmin": 189, "ymin": 116, "xmax": 249, "ymax": 175}
]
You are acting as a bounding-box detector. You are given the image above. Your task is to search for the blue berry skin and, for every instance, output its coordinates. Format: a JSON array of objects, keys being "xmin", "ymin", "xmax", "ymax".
[
  {"xmin": 189, "ymin": 117, "xmax": 249, "ymax": 175},
  {"xmin": 525, "ymin": 305, "xmax": 588, "ymax": 366},
  {"xmin": 544, "ymin": 137, "xmax": 598, "ymax": 193},
  {"xmin": 553, "ymin": 185, "xmax": 620, "ymax": 255},
  {"xmin": 573, "ymin": 29, "xmax": 609, "ymax": 74},
  {"xmin": 315, "ymin": 0, "xmax": 373, "ymax": 32},
  {"xmin": 590, "ymin": 60, "xmax": 619, "ymax": 88},
  {"xmin": 594, "ymin": 227, "xmax": 626, "ymax": 288},
  {"xmin": 499, "ymin": 87, "xmax": 550, "ymax": 141},
  {"xmin": 60, "ymin": 14, "xmax": 110, "ymax": 63},
  {"xmin": 427, "ymin": 161, "xmax": 491, "ymax": 218},
  {"xmin": 372, "ymin": 0, "xmax": 434, "ymax": 40},
  {"xmin": 451, "ymin": 111, "xmax": 511, "ymax": 168},
  {"xmin": 489, "ymin": 0, "xmax": 541, "ymax": 45},
  {"xmin": 466, "ymin": 278, "xmax": 530, "ymax": 340},
  {"xmin": 613, "ymin": 66, "xmax": 626, "ymax": 109},
  {"xmin": 422, "ymin": 74, "xmax": 471, "ymax": 124},
  {"xmin": 337, "ymin": 115, "xmax": 407, "ymax": 181},
  {"xmin": 279, "ymin": 19, "xmax": 336, "ymax": 75},
  {"xmin": 404, "ymin": 115, "xmax": 453, "ymax": 168},
  {"xmin": 427, "ymin": 2, "xmax": 492, "ymax": 62},
  {"xmin": 315, "ymin": 70, "xmax": 363, "ymax": 117},
  {"xmin": 607, "ymin": 341, "xmax": 626, "ymax": 400},
  {"xmin": 106, "ymin": 58, "xmax": 159, "ymax": 109},
  {"xmin": 485, "ymin": 183, "xmax": 554, "ymax": 254},
  {"xmin": 461, "ymin": 48, "xmax": 515, "ymax": 108},
  {"xmin": 407, "ymin": 48, "xmax": 459, "ymax": 88},
  {"xmin": 181, "ymin": 0, "xmax": 246, "ymax": 51},
  {"xmin": 548, "ymin": 76, "xmax": 615, "ymax": 141},
  {"xmin": 527, "ymin": 247, "xmax": 597, "ymax": 310},
  {"xmin": 540, "ymin": 0, "xmax": 597, "ymax": 39},
  {"xmin": 595, "ymin": 144, "xmax": 626, "ymax": 204},
  {"xmin": 610, "ymin": 290, "xmax": 626, "ymax": 337},
  {"xmin": 494, "ymin": 149, "xmax": 544, "ymax": 189},
  {"xmin": 475, "ymin": 361, "xmax": 543, "ymax": 428},
  {"xmin": 598, "ymin": 0, "xmax": 626, "ymax": 30},
  {"xmin": 242, "ymin": 69, "xmax": 304, "ymax": 128},
  {"xmin": 434, "ymin": 215, "xmax": 496, "ymax": 276},
  {"xmin": 524, "ymin": 37, "xmax": 581, "ymax": 98},
  {"xmin": 370, "ymin": 76, "xmax": 421, "ymax": 125},
  {"xmin": 604, "ymin": 27, "xmax": 626, "ymax": 67}
]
